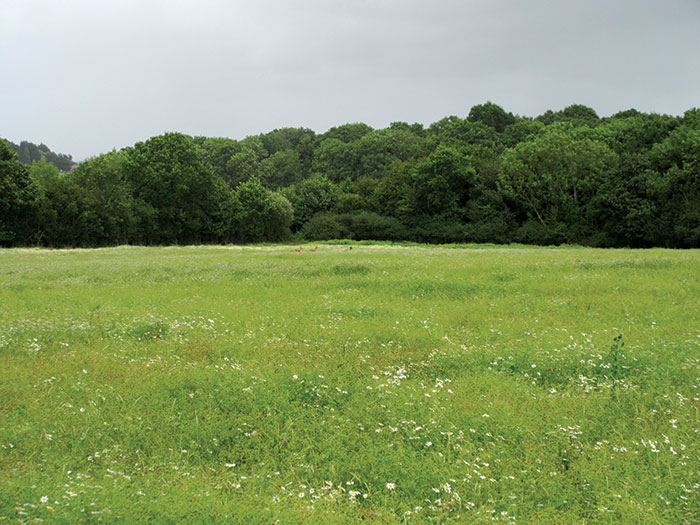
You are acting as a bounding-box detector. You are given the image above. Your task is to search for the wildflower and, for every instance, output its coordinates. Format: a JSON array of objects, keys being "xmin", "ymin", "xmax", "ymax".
[
  {"xmin": 40, "ymin": 496, "xmax": 48, "ymax": 503},
  {"xmin": 386, "ymin": 483, "xmax": 395, "ymax": 490}
]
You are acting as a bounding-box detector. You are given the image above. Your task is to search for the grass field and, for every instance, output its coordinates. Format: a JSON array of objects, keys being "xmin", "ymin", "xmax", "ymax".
[{"xmin": 1, "ymin": 243, "xmax": 699, "ymax": 523}]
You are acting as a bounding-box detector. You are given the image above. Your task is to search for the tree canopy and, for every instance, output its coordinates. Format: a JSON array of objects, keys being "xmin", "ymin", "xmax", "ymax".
[{"xmin": 3, "ymin": 102, "xmax": 700, "ymax": 248}]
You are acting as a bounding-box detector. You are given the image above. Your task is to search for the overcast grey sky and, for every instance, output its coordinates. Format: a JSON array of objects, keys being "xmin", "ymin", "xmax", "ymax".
[{"xmin": 2, "ymin": 0, "xmax": 699, "ymax": 160}]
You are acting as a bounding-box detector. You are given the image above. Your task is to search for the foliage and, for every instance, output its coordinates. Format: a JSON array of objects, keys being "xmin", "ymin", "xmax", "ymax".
[
  {"xmin": 301, "ymin": 211, "xmax": 407, "ymax": 241},
  {"xmin": 260, "ymin": 150, "xmax": 303, "ymax": 190},
  {"xmin": 467, "ymin": 101, "xmax": 516, "ymax": 132},
  {"xmin": 4, "ymin": 104, "xmax": 700, "ymax": 248},
  {"xmin": 69, "ymin": 151, "xmax": 137, "ymax": 245},
  {"xmin": 0, "ymin": 139, "xmax": 37, "ymax": 245},
  {"xmin": 282, "ymin": 174, "xmax": 339, "ymax": 231},
  {"xmin": 411, "ymin": 145, "xmax": 475, "ymax": 218},
  {"xmin": 231, "ymin": 178, "xmax": 293, "ymax": 243},
  {"xmin": 299, "ymin": 212, "xmax": 349, "ymax": 240},
  {"xmin": 536, "ymin": 104, "xmax": 600, "ymax": 127},
  {"xmin": 498, "ymin": 124, "xmax": 618, "ymax": 244},
  {"xmin": 8, "ymin": 139, "xmax": 75, "ymax": 172},
  {"xmin": 121, "ymin": 132, "xmax": 228, "ymax": 244}
]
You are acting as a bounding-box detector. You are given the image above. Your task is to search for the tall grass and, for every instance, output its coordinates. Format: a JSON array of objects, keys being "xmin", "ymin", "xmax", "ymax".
[{"xmin": 1, "ymin": 244, "xmax": 699, "ymax": 522}]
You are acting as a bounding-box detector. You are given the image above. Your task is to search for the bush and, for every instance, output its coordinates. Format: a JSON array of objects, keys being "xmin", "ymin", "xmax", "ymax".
[
  {"xmin": 300, "ymin": 212, "xmax": 408, "ymax": 241},
  {"xmin": 513, "ymin": 219, "xmax": 566, "ymax": 246},
  {"xmin": 412, "ymin": 217, "xmax": 466, "ymax": 244},
  {"xmin": 343, "ymin": 211, "xmax": 407, "ymax": 241},
  {"xmin": 300, "ymin": 213, "xmax": 349, "ymax": 240}
]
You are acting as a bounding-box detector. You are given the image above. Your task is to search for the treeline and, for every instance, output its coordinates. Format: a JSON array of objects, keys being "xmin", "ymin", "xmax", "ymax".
[
  {"xmin": 8, "ymin": 140, "xmax": 75, "ymax": 172},
  {"xmin": 2, "ymin": 102, "xmax": 699, "ymax": 248}
]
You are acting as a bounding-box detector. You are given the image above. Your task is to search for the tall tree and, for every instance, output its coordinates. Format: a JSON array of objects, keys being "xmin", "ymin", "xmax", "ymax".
[
  {"xmin": 70, "ymin": 151, "xmax": 137, "ymax": 245},
  {"xmin": 411, "ymin": 146, "xmax": 475, "ymax": 218},
  {"xmin": 232, "ymin": 178, "xmax": 293, "ymax": 242},
  {"xmin": 196, "ymin": 137, "xmax": 241, "ymax": 181},
  {"xmin": 282, "ymin": 173, "xmax": 339, "ymax": 230},
  {"xmin": 498, "ymin": 125, "xmax": 618, "ymax": 244},
  {"xmin": 0, "ymin": 139, "xmax": 37, "ymax": 245},
  {"xmin": 646, "ymin": 120, "xmax": 700, "ymax": 247},
  {"xmin": 536, "ymin": 104, "xmax": 600, "ymax": 127},
  {"xmin": 260, "ymin": 150, "xmax": 303, "ymax": 190},
  {"xmin": 121, "ymin": 132, "xmax": 228, "ymax": 244},
  {"xmin": 467, "ymin": 102, "xmax": 516, "ymax": 133},
  {"xmin": 10, "ymin": 140, "xmax": 75, "ymax": 172}
]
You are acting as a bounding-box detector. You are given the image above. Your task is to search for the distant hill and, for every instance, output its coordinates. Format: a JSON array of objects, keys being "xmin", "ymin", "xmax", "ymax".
[{"xmin": 7, "ymin": 139, "xmax": 75, "ymax": 172}]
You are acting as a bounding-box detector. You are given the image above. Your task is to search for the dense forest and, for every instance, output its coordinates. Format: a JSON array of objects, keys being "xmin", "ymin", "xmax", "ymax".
[{"xmin": 2, "ymin": 102, "xmax": 699, "ymax": 248}]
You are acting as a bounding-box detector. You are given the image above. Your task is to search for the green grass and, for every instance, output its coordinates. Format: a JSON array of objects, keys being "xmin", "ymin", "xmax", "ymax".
[{"xmin": 1, "ymin": 243, "xmax": 699, "ymax": 522}]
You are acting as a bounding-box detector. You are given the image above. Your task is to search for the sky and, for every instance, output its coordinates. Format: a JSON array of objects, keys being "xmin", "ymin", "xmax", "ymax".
[{"xmin": 2, "ymin": 0, "xmax": 700, "ymax": 160}]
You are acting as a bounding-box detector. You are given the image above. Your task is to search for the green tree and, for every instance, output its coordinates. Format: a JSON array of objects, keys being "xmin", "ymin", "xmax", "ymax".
[
  {"xmin": 320, "ymin": 123, "xmax": 373, "ymax": 143},
  {"xmin": 502, "ymin": 118, "xmax": 544, "ymax": 147},
  {"xmin": 311, "ymin": 138, "xmax": 354, "ymax": 183},
  {"xmin": 32, "ymin": 173, "xmax": 100, "ymax": 247},
  {"xmin": 121, "ymin": 132, "xmax": 227, "ymax": 244},
  {"xmin": 259, "ymin": 127, "xmax": 316, "ymax": 177},
  {"xmin": 0, "ymin": 139, "xmax": 37, "ymax": 245},
  {"xmin": 264, "ymin": 192, "xmax": 294, "ymax": 241},
  {"xmin": 427, "ymin": 116, "xmax": 502, "ymax": 152},
  {"xmin": 498, "ymin": 125, "xmax": 618, "ymax": 243},
  {"xmin": 589, "ymin": 153, "xmax": 657, "ymax": 247},
  {"xmin": 467, "ymin": 102, "xmax": 516, "ymax": 133},
  {"xmin": 232, "ymin": 178, "xmax": 292, "ymax": 242},
  {"xmin": 282, "ymin": 174, "xmax": 339, "ymax": 230},
  {"xmin": 352, "ymin": 128, "xmax": 429, "ymax": 179},
  {"xmin": 389, "ymin": 121, "xmax": 426, "ymax": 136},
  {"xmin": 645, "ymin": 121, "xmax": 700, "ymax": 247},
  {"xmin": 225, "ymin": 147, "xmax": 262, "ymax": 188},
  {"xmin": 593, "ymin": 112, "xmax": 677, "ymax": 155},
  {"xmin": 411, "ymin": 146, "xmax": 475, "ymax": 218},
  {"xmin": 371, "ymin": 159, "xmax": 416, "ymax": 220},
  {"xmin": 10, "ymin": 140, "xmax": 75, "ymax": 172},
  {"xmin": 260, "ymin": 127, "xmax": 316, "ymax": 155},
  {"xmin": 196, "ymin": 137, "xmax": 240, "ymax": 181},
  {"xmin": 536, "ymin": 104, "xmax": 600, "ymax": 127},
  {"xmin": 260, "ymin": 150, "xmax": 303, "ymax": 190},
  {"xmin": 70, "ymin": 151, "xmax": 137, "ymax": 245},
  {"xmin": 28, "ymin": 157, "xmax": 60, "ymax": 197},
  {"xmin": 336, "ymin": 177, "xmax": 378, "ymax": 213}
]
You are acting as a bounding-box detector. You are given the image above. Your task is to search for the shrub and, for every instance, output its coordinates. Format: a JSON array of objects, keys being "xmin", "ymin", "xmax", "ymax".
[{"xmin": 300, "ymin": 213, "xmax": 349, "ymax": 240}]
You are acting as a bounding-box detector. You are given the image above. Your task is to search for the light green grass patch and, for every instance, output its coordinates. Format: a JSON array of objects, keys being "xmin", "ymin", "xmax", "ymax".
[{"xmin": 1, "ymin": 244, "xmax": 699, "ymax": 522}]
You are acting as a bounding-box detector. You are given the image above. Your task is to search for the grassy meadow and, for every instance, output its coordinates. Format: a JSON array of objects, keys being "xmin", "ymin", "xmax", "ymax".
[{"xmin": 1, "ymin": 243, "xmax": 699, "ymax": 523}]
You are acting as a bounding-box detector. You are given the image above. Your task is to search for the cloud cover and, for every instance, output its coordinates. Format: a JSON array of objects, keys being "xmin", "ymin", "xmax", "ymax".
[{"xmin": 2, "ymin": 0, "xmax": 699, "ymax": 159}]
